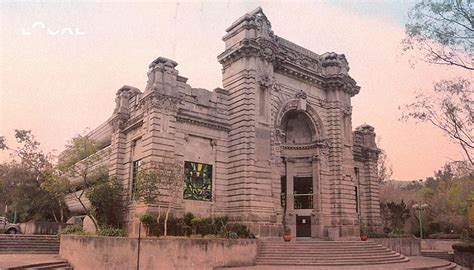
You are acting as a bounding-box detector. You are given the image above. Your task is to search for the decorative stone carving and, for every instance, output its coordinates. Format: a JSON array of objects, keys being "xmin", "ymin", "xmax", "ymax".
[
  {"xmin": 295, "ymin": 90, "xmax": 307, "ymax": 100},
  {"xmin": 296, "ymin": 90, "xmax": 307, "ymax": 111},
  {"xmin": 258, "ymin": 74, "xmax": 274, "ymax": 88}
]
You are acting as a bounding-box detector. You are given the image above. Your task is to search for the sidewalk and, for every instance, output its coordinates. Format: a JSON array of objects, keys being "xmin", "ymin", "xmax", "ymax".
[
  {"xmin": 0, "ymin": 254, "xmax": 62, "ymax": 269},
  {"xmin": 218, "ymin": 256, "xmax": 459, "ymax": 270}
]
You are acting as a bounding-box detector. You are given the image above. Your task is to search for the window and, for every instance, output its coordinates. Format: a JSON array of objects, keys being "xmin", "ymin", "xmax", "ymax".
[
  {"xmin": 293, "ymin": 177, "xmax": 313, "ymax": 209},
  {"xmin": 183, "ymin": 161, "xmax": 212, "ymax": 201},
  {"xmin": 259, "ymin": 87, "xmax": 267, "ymax": 117},
  {"xmin": 281, "ymin": 176, "xmax": 287, "ymax": 209},
  {"xmin": 131, "ymin": 160, "xmax": 142, "ymax": 196},
  {"xmin": 355, "ymin": 186, "xmax": 359, "ymax": 213},
  {"xmin": 355, "ymin": 167, "xmax": 360, "ymax": 214}
]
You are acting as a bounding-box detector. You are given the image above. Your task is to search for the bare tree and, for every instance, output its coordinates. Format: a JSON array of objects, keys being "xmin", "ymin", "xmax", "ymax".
[
  {"xmin": 403, "ymin": 78, "xmax": 473, "ymax": 165},
  {"xmin": 403, "ymin": 1, "xmax": 473, "ymax": 70},
  {"xmin": 402, "ymin": 1, "xmax": 473, "ymax": 166}
]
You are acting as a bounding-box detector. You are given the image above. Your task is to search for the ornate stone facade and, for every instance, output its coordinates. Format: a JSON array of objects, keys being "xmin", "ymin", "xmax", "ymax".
[{"xmin": 69, "ymin": 8, "xmax": 381, "ymax": 239}]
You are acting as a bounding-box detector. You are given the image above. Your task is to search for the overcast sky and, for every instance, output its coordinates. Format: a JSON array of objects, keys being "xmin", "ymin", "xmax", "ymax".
[{"xmin": 0, "ymin": 1, "xmax": 471, "ymax": 180}]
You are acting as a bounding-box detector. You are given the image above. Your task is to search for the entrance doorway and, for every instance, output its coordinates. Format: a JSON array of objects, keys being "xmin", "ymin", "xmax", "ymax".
[{"xmin": 296, "ymin": 215, "xmax": 311, "ymax": 237}]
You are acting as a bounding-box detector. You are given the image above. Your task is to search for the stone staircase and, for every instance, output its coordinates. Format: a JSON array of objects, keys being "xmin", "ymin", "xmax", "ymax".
[
  {"xmin": 7, "ymin": 261, "xmax": 73, "ymax": 270},
  {"xmin": 256, "ymin": 239, "xmax": 409, "ymax": 266},
  {"xmin": 0, "ymin": 235, "xmax": 60, "ymax": 254}
]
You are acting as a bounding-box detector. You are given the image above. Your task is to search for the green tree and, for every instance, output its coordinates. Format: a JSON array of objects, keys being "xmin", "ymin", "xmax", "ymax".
[
  {"xmin": 134, "ymin": 160, "xmax": 183, "ymax": 237},
  {"xmin": 55, "ymin": 134, "xmax": 108, "ymax": 231},
  {"xmin": 402, "ymin": 1, "xmax": 473, "ymax": 165},
  {"xmin": 86, "ymin": 175, "xmax": 124, "ymax": 228},
  {"xmin": 0, "ymin": 130, "xmax": 65, "ymax": 222},
  {"xmin": 381, "ymin": 200, "xmax": 411, "ymax": 234}
]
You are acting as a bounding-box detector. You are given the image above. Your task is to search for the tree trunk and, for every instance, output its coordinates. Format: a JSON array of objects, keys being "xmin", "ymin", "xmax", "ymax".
[
  {"xmin": 58, "ymin": 199, "xmax": 64, "ymax": 223},
  {"xmin": 156, "ymin": 205, "xmax": 161, "ymax": 236},
  {"xmin": 74, "ymin": 191, "xmax": 99, "ymax": 232},
  {"xmin": 164, "ymin": 206, "xmax": 171, "ymax": 237}
]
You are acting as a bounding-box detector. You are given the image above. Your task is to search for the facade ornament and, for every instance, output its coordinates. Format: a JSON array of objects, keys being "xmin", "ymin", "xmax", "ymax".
[
  {"xmin": 295, "ymin": 90, "xmax": 307, "ymax": 100},
  {"xmin": 275, "ymin": 128, "xmax": 286, "ymax": 141},
  {"xmin": 257, "ymin": 74, "xmax": 274, "ymax": 88},
  {"xmin": 272, "ymin": 82, "xmax": 281, "ymax": 92},
  {"xmin": 295, "ymin": 90, "xmax": 307, "ymax": 111}
]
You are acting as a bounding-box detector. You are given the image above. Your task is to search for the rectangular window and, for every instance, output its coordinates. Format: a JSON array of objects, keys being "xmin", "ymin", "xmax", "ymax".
[
  {"xmin": 355, "ymin": 186, "xmax": 359, "ymax": 213},
  {"xmin": 131, "ymin": 160, "xmax": 142, "ymax": 196},
  {"xmin": 281, "ymin": 176, "xmax": 287, "ymax": 209},
  {"xmin": 355, "ymin": 167, "xmax": 360, "ymax": 214},
  {"xmin": 293, "ymin": 177, "xmax": 313, "ymax": 209},
  {"xmin": 183, "ymin": 161, "xmax": 212, "ymax": 201}
]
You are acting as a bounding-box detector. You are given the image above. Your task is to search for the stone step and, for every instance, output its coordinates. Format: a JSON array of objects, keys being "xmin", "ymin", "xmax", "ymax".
[
  {"xmin": 258, "ymin": 252, "xmax": 398, "ymax": 258},
  {"xmin": 256, "ymin": 239, "xmax": 409, "ymax": 267},
  {"xmin": 0, "ymin": 235, "xmax": 60, "ymax": 254},
  {"xmin": 11, "ymin": 260, "xmax": 72, "ymax": 270},
  {"xmin": 255, "ymin": 257, "xmax": 410, "ymax": 266},
  {"xmin": 259, "ymin": 249, "xmax": 391, "ymax": 254},
  {"xmin": 260, "ymin": 246, "xmax": 389, "ymax": 251}
]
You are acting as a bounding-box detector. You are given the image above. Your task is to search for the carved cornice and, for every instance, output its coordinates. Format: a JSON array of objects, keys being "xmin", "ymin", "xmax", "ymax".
[
  {"xmin": 218, "ymin": 38, "xmax": 261, "ymax": 68},
  {"xmin": 176, "ymin": 112, "xmax": 230, "ymax": 132},
  {"xmin": 140, "ymin": 92, "xmax": 182, "ymax": 112},
  {"xmin": 281, "ymin": 139, "xmax": 330, "ymax": 150}
]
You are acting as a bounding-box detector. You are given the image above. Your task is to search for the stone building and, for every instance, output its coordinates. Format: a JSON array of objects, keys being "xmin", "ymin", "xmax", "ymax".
[{"xmin": 67, "ymin": 8, "xmax": 381, "ymax": 239}]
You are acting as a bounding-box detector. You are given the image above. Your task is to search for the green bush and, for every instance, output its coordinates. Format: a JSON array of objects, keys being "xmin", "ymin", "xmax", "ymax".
[
  {"xmin": 58, "ymin": 225, "xmax": 85, "ymax": 235},
  {"xmin": 140, "ymin": 213, "xmax": 157, "ymax": 227},
  {"xmin": 368, "ymin": 231, "xmax": 388, "ymax": 238},
  {"xmin": 453, "ymin": 242, "xmax": 474, "ymax": 253},
  {"xmin": 98, "ymin": 227, "xmax": 126, "ymax": 237}
]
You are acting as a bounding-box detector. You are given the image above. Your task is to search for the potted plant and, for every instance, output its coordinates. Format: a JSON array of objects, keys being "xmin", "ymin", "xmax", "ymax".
[
  {"xmin": 283, "ymin": 225, "xmax": 292, "ymax": 242},
  {"xmin": 360, "ymin": 223, "xmax": 368, "ymax": 241}
]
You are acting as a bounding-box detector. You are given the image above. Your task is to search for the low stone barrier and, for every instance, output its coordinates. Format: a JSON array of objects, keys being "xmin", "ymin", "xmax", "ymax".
[
  {"xmin": 20, "ymin": 222, "xmax": 66, "ymax": 235},
  {"xmin": 60, "ymin": 235, "xmax": 257, "ymax": 270},
  {"xmin": 421, "ymin": 239, "xmax": 462, "ymax": 251},
  {"xmin": 372, "ymin": 238, "xmax": 421, "ymax": 256}
]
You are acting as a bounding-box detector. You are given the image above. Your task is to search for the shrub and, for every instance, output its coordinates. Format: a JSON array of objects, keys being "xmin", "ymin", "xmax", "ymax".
[
  {"xmin": 58, "ymin": 225, "xmax": 85, "ymax": 235},
  {"xmin": 226, "ymin": 223, "xmax": 253, "ymax": 238},
  {"xmin": 453, "ymin": 242, "xmax": 474, "ymax": 253},
  {"xmin": 139, "ymin": 213, "xmax": 159, "ymax": 236},
  {"xmin": 98, "ymin": 227, "xmax": 126, "ymax": 237},
  {"xmin": 368, "ymin": 231, "xmax": 388, "ymax": 238},
  {"xmin": 140, "ymin": 213, "xmax": 157, "ymax": 227}
]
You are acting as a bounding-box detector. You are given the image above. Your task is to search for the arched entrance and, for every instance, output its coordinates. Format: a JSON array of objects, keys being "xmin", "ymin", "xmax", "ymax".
[{"xmin": 278, "ymin": 107, "xmax": 324, "ymax": 238}]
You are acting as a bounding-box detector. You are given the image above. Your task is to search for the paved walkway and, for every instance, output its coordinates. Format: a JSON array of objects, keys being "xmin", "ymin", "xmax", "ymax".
[
  {"xmin": 0, "ymin": 254, "xmax": 62, "ymax": 269},
  {"xmin": 0, "ymin": 255, "xmax": 461, "ymax": 270},
  {"xmin": 218, "ymin": 256, "xmax": 458, "ymax": 270}
]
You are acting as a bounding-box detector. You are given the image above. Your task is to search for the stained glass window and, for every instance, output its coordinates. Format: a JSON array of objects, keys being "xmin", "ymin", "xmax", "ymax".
[{"xmin": 183, "ymin": 161, "xmax": 212, "ymax": 201}]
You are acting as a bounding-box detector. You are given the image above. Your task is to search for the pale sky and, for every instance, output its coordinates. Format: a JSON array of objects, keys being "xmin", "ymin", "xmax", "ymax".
[{"xmin": 0, "ymin": 1, "xmax": 471, "ymax": 180}]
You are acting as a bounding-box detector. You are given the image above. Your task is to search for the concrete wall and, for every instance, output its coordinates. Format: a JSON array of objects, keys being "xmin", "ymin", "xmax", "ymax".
[
  {"xmin": 372, "ymin": 238, "xmax": 421, "ymax": 256},
  {"xmin": 421, "ymin": 239, "xmax": 462, "ymax": 252},
  {"xmin": 60, "ymin": 235, "xmax": 257, "ymax": 270},
  {"xmin": 20, "ymin": 222, "xmax": 65, "ymax": 235}
]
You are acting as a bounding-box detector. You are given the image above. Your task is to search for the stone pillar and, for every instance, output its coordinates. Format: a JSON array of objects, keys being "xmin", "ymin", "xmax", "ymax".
[
  {"xmin": 218, "ymin": 8, "xmax": 279, "ymax": 236},
  {"xmin": 353, "ymin": 124, "xmax": 382, "ymax": 232}
]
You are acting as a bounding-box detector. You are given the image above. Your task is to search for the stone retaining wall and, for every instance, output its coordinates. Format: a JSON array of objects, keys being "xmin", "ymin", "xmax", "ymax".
[
  {"xmin": 372, "ymin": 238, "xmax": 421, "ymax": 256},
  {"xmin": 60, "ymin": 235, "xmax": 257, "ymax": 270},
  {"xmin": 421, "ymin": 239, "xmax": 461, "ymax": 251},
  {"xmin": 20, "ymin": 222, "xmax": 65, "ymax": 235}
]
